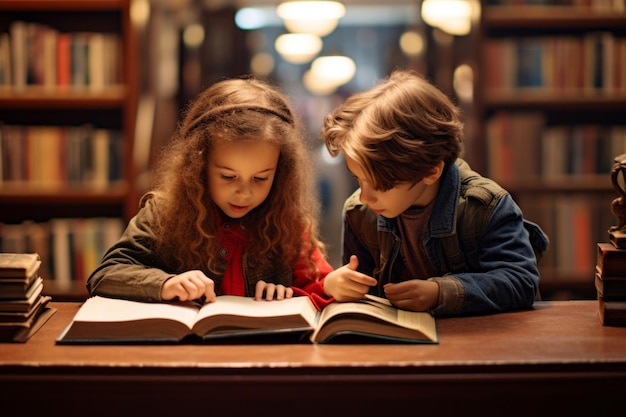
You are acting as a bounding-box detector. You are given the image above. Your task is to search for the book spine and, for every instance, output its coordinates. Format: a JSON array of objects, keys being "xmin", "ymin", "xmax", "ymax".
[
  {"xmin": 598, "ymin": 296, "xmax": 626, "ymax": 326},
  {"xmin": 0, "ymin": 123, "xmax": 124, "ymax": 188},
  {"xmin": 485, "ymin": 113, "xmax": 624, "ymax": 181},
  {"xmin": 597, "ymin": 243, "xmax": 626, "ymax": 276}
]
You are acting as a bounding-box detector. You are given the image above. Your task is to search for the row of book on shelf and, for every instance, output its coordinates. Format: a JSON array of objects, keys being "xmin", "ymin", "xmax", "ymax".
[
  {"xmin": 483, "ymin": 33, "xmax": 626, "ymax": 92},
  {"xmin": 0, "ymin": 21, "xmax": 122, "ymax": 89},
  {"xmin": 595, "ymin": 241, "xmax": 626, "ymax": 326},
  {"xmin": 0, "ymin": 124, "xmax": 124, "ymax": 188},
  {"xmin": 0, "ymin": 218, "xmax": 125, "ymax": 291},
  {"xmin": 0, "ymin": 253, "xmax": 55, "ymax": 342},
  {"xmin": 487, "ymin": 113, "xmax": 626, "ymax": 181},
  {"xmin": 521, "ymin": 193, "xmax": 614, "ymax": 277}
]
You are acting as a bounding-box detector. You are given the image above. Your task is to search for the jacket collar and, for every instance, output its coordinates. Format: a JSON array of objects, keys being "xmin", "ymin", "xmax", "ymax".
[{"xmin": 430, "ymin": 161, "xmax": 461, "ymax": 238}]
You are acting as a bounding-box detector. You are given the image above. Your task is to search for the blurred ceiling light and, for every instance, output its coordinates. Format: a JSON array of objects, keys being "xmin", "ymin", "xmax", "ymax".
[
  {"xmin": 277, "ymin": 1, "xmax": 346, "ymax": 37},
  {"xmin": 275, "ymin": 33, "xmax": 323, "ymax": 64},
  {"xmin": 234, "ymin": 5, "xmax": 419, "ymax": 30},
  {"xmin": 183, "ymin": 23, "xmax": 205, "ymax": 48},
  {"xmin": 310, "ymin": 55, "xmax": 356, "ymax": 87},
  {"xmin": 303, "ymin": 70, "xmax": 340, "ymax": 96},
  {"xmin": 399, "ymin": 30, "xmax": 424, "ymax": 57},
  {"xmin": 250, "ymin": 52, "xmax": 275, "ymax": 76},
  {"xmin": 453, "ymin": 64, "xmax": 474, "ymax": 102},
  {"xmin": 421, "ymin": 0, "xmax": 477, "ymax": 36},
  {"xmin": 130, "ymin": 0, "xmax": 150, "ymax": 26},
  {"xmin": 438, "ymin": 18, "xmax": 471, "ymax": 37},
  {"xmin": 235, "ymin": 7, "xmax": 271, "ymax": 30}
]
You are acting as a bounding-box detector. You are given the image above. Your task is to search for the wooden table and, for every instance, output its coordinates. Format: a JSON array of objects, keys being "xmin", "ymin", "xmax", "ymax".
[{"xmin": 1, "ymin": 300, "xmax": 625, "ymax": 417}]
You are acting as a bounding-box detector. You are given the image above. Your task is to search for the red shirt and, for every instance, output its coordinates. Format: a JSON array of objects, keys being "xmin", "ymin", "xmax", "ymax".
[
  {"xmin": 218, "ymin": 220, "xmax": 247, "ymax": 296},
  {"xmin": 217, "ymin": 220, "xmax": 333, "ymax": 310}
]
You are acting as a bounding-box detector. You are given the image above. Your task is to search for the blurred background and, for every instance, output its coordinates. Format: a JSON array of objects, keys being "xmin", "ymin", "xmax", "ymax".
[
  {"xmin": 135, "ymin": 0, "xmax": 480, "ymax": 269},
  {"xmin": 2, "ymin": 0, "xmax": 625, "ymax": 301}
]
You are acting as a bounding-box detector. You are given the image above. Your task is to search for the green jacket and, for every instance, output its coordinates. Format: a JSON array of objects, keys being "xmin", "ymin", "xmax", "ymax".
[{"xmin": 86, "ymin": 193, "xmax": 293, "ymax": 302}]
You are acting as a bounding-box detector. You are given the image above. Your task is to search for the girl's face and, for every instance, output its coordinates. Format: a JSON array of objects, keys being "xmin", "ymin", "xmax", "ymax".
[
  {"xmin": 208, "ymin": 140, "xmax": 280, "ymax": 219},
  {"xmin": 344, "ymin": 155, "xmax": 440, "ymax": 218}
]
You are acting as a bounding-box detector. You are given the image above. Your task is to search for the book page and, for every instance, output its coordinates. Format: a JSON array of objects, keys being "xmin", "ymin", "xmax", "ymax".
[
  {"xmin": 319, "ymin": 299, "xmax": 436, "ymax": 335},
  {"xmin": 364, "ymin": 294, "xmax": 391, "ymax": 305},
  {"xmin": 195, "ymin": 295, "xmax": 317, "ymax": 327},
  {"xmin": 318, "ymin": 300, "xmax": 397, "ymax": 327},
  {"xmin": 73, "ymin": 296, "xmax": 199, "ymax": 329}
]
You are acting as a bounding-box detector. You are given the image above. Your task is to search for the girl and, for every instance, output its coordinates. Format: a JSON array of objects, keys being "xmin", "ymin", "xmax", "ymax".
[{"xmin": 87, "ymin": 76, "xmax": 364, "ymax": 308}]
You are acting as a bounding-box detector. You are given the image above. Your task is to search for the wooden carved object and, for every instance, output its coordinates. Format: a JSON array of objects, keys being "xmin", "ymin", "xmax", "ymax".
[{"xmin": 609, "ymin": 154, "xmax": 626, "ymax": 248}]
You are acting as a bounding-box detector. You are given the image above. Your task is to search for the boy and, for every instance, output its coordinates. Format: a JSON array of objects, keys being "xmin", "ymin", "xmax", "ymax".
[{"xmin": 321, "ymin": 70, "xmax": 548, "ymax": 316}]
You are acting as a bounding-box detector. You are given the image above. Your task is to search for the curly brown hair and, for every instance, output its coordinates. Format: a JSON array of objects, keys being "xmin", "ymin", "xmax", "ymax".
[
  {"xmin": 322, "ymin": 70, "xmax": 464, "ymax": 191},
  {"xmin": 150, "ymin": 76, "xmax": 325, "ymax": 278}
]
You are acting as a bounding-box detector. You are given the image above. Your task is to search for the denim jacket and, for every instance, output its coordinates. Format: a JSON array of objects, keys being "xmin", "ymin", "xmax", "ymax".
[{"xmin": 342, "ymin": 159, "xmax": 549, "ymax": 316}]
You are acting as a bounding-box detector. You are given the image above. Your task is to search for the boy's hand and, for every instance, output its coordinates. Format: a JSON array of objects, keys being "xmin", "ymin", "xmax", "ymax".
[
  {"xmin": 383, "ymin": 280, "xmax": 439, "ymax": 312},
  {"xmin": 161, "ymin": 270, "xmax": 216, "ymax": 303},
  {"xmin": 254, "ymin": 280, "xmax": 294, "ymax": 301},
  {"xmin": 323, "ymin": 255, "xmax": 377, "ymax": 302}
]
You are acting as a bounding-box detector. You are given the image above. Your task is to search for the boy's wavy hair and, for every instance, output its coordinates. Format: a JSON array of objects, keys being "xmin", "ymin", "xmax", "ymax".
[
  {"xmin": 323, "ymin": 69, "xmax": 464, "ymax": 191},
  {"xmin": 151, "ymin": 76, "xmax": 324, "ymax": 277}
]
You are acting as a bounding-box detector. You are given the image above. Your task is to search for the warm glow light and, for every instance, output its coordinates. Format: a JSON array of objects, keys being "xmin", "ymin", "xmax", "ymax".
[
  {"xmin": 310, "ymin": 55, "xmax": 356, "ymax": 87},
  {"xmin": 130, "ymin": 0, "xmax": 150, "ymax": 26},
  {"xmin": 303, "ymin": 70, "xmax": 339, "ymax": 95},
  {"xmin": 277, "ymin": 2, "xmax": 346, "ymax": 22},
  {"xmin": 453, "ymin": 64, "xmax": 474, "ymax": 102},
  {"xmin": 183, "ymin": 23, "xmax": 205, "ymax": 48},
  {"xmin": 275, "ymin": 33, "xmax": 323, "ymax": 64},
  {"xmin": 277, "ymin": 1, "xmax": 346, "ymax": 37},
  {"xmin": 421, "ymin": 0, "xmax": 477, "ymax": 36},
  {"xmin": 438, "ymin": 18, "xmax": 472, "ymax": 36},
  {"xmin": 250, "ymin": 52, "xmax": 275, "ymax": 76},
  {"xmin": 282, "ymin": 18, "xmax": 339, "ymax": 37},
  {"xmin": 399, "ymin": 31, "xmax": 424, "ymax": 56}
]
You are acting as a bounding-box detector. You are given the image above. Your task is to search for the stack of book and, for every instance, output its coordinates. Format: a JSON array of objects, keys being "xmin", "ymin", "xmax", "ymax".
[
  {"xmin": 0, "ymin": 253, "xmax": 56, "ymax": 342},
  {"xmin": 595, "ymin": 242, "xmax": 626, "ymax": 326}
]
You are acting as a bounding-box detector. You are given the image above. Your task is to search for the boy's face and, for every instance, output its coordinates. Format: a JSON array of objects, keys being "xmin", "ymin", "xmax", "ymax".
[
  {"xmin": 345, "ymin": 155, "xmax": 438, "ymax": 218},
  {"xmin": 208, "ymin": 140, "xmax": 280, "ymax": 219}
]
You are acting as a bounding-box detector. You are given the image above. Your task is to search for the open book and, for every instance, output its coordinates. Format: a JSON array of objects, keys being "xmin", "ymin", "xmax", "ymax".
[{"xmin": 56, "ymin": 295, "xmax": 438, "ymax": 344}]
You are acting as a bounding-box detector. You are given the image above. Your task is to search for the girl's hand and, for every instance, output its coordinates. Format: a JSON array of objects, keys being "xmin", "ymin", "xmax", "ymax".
[
  {"xmin": 161, "ymin": 270, "xmax": 216, "ymax": 303},
  {"xmin": 323, "ymin": 255, "xmax": 377, "ymax": 302},
  {"xmin": 383, "ymin": 280, "xmax": 439, "ymax": 312},
  {"xmin": 254, "ymin": 280, "xmax": 294, "ymax": 301}
]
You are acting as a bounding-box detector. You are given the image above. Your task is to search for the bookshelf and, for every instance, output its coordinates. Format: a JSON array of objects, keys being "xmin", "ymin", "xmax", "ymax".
[
  {"xmin": 0, "ymin": 0, "xmax": 139, "ymax": 300},
  {"xmin": 475, "ymin": 0, "xmax": 626, "ymax": 299}
]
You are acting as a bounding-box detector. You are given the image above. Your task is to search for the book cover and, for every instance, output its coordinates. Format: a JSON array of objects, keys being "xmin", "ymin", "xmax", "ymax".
[
  {"xmin": 9, "ymin": 20, "xmax": 27, "ymax": 88},
  {"xmin": 56, "ymin": 32, "xmax": 71, "ymax": 87},
  {"xmin": 598, "ymin": 296, "xmax": 626, "ymax": 327},
  {"xmin": 310, "ymin": 295, "xmax": 438, "ymax": 344},
  {"xmin": 597, "ymin": 242, "xmax": 626, "ymax": 277},
  {"xmin": 595, "ymin": 267, "xmax": 626, "ymax": 299},
  {"xmin": 56, "ymin": 295, "xmax": 439, "ymax": 345},
  {"xmin": 57, "ymin": 295, "xmax": 319, "ymax": 344},
  {"xmin": 0, "ymin": 293, "xmax": 49, "ymax": 323},
  {"xmin": 0, "ymin": 253, "xmax": 41, "ymax": 279},
  {"xmin": 516, "ymin": 38, "xmax": 544, "ymax": 88},
  {"xmin": 0, "ymin": 302, "xmax": 56, "ymax": 343},
  {"xmin": 0, "ymin": 276, "xmax": 43, "ymax": 300},
  {"xmin": 0, "ymin": 278, "xmax": 43, "ymax": 312}
]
